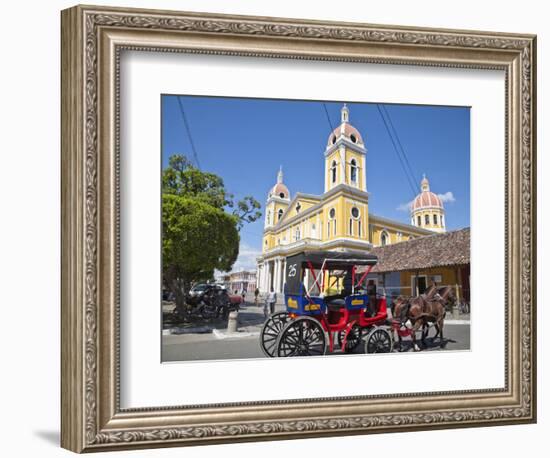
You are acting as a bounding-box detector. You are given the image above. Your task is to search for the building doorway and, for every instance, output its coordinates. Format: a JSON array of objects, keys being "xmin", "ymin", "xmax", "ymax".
[{"xmin": 412, "ymin": 275, "xmax": 428, "ymax": 295}]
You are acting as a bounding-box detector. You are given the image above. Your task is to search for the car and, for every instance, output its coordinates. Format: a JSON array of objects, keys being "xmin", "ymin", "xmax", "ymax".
[{"xmin": 188, "ymin": 283, "xmax": 210, "ymax": 297}]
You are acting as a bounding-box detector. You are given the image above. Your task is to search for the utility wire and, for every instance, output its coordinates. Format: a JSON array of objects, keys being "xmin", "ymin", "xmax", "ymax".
[
  {"xmin": 322, "ymin": 102, "xmax": 336, "ymax": 133},
  {"xmin": 376, "ymin": 104, "xmax": 418, "ymax": 199},
  {"xmin": 381, "ymin": 104, "xmax": 418, "ymax": 188},
  {"xmin": 176, "ymin": 96, "xmax": 201, "ymax": 169}
]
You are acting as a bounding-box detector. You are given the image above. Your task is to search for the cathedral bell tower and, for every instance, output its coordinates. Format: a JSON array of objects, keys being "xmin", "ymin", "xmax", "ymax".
[
  {"xmin": 264, "ymin": 166, "xmax": 290, "ymax": 230},
  {"xmin": 324, "ymin": 104, "xmax": 367, "ymax": 193}
]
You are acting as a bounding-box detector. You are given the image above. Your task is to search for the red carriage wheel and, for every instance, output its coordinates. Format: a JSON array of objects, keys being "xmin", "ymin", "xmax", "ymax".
[
  {"xmin": 337, "ymin": 325, "xmax": 363, "ymax": 353},
  {"xmin": 365, "ymin": 327, "xmax": 393, "ymax": 354}
]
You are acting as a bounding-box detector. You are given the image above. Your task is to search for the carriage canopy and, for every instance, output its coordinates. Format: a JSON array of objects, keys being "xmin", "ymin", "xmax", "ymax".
[{"xmin": 284, "ymin": 250, "xmax": 378, "ymax": 296}]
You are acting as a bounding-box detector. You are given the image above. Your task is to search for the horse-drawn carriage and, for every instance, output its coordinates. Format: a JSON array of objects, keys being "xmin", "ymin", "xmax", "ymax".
[{"xmin": 259, "ymin": 250, "xmax": 394, "ymax": 357}]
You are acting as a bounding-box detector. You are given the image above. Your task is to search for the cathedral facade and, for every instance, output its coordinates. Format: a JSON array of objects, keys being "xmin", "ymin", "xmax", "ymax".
[{"xmin": 256, "ymin": 105, "xmax": 446, "ymax": 294}]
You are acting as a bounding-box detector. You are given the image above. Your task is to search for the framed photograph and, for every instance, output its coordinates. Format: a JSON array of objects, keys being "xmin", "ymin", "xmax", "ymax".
[{"xmin": 61, "ymin": 4, "xmax": 537, "ymax": 452}]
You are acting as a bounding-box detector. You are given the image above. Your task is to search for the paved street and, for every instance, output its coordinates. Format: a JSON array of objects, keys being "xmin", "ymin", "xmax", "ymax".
[{"xmin": 162, "ymin": 297, "xmax": 470, "ymax": 362}]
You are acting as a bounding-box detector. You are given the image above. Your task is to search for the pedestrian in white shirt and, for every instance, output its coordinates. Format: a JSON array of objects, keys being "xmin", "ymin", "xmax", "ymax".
[{"xmin": 264, "ymin": 287, "xmax": 277, "ymax": 318}]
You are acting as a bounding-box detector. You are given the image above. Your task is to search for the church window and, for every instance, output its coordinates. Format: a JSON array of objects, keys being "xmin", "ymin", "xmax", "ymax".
[
  {"xmin": 349, "ymin": 219, "xmax": 353, "ymax": 235},
  {"xmin": 350, "ymin": 134, "xmax": 357, "ymax": 144},
  {"xmin": 295, "ymin": 227, "xmax": 301, "ymax": 241},
  {"xmin": 333, "ymin": 220, "xmax": 337, "ymax": 235},
  {"xmin": 433, "ymin": 214, "xmax": 438, "ymax": 225},
  {"xmin": 332, "ymin": 135, "xmax": 337, "ymax": 145},
  {"xmin": 425, "ymin": 214, "xmax": 430, "ymax": 225},
  {"xmin": 327, "ymin": 221, "xmax": 331, "ymax": 238},
  {"xmin": 381, "ymin": 231, "xmax": 389, "ymax": 246},
  {"xmin": 351, "ymin": 206, "xmax": 359, "ymax": 218},
  {"xmin": 358, "ymin": 220, "xmax": 362, "ymax": 237},
  {"xmin": 279, "ymin": 192, "xmax": 285, "ymax": 198},
  {"xmin": 350, "ymin": 159, "xmax": 357, "ymax": 183},
  {"xmin": 329, "ymin": 208, "xmax": 336, "ymax": 219},
  {"xmin": 417, "ymin": 215, "xmax": 421, "ymax": 226},
  {"xmin": 278, "ymin": 209, "xmax": 283, "ymax": 221},
  {"xmin": 331, "ymin": 161, "xmax": 337, "ymax": 183}
]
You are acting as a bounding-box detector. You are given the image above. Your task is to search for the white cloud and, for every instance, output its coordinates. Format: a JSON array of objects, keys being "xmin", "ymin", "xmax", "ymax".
[
  {"xmin": 396, "ymin": 200, "xmax": 413, "ymax": 212},
  {"xmin": 229, "ymin": 243, "xmax": 261, "ymax": 272},
  {"xmin": 437, "ymin": 191, "xmax": 456, "ymax": 203}
]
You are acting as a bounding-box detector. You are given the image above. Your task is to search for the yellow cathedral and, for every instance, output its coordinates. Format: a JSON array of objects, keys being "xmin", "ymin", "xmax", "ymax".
[{"xmin": 256, "ymin": 105, "xmax": 446, "ymax": 294}]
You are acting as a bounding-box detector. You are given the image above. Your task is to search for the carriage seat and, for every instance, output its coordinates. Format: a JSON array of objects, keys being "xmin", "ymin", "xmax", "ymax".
[{"xmin": 326, "ymin": 298, "xmax": 346, "ymax": 311}]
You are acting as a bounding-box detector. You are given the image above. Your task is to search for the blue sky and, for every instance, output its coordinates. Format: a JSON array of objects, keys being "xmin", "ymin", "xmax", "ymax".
[{"xmin": 161, "ymin": 95, "xmax": 470, "ymax": 272}]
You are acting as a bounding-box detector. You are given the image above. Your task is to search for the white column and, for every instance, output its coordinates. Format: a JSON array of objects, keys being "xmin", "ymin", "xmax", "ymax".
[
  {"xmin": 339, "ymin": 146, "xmax": 346, "ymax": 185},
  {"xmin": 263, "ymin": 262, "xmax": 268, "ymax": 293},
  {"xmin": 260, "ymin": 263, "xmax": 266, "ymax": 293},
  {"xmin": 362, "ymin": 155, "xmax": 367, "ymax": 191},
  {"xmin": 274, "ymin": 259, "xmax": 281, "ymax": 293}
]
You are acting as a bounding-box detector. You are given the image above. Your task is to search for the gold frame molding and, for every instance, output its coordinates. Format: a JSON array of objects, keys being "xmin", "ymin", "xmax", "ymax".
[{"xmin": 61, "ymin": 4, "xmax": 537, "ymax": 453}]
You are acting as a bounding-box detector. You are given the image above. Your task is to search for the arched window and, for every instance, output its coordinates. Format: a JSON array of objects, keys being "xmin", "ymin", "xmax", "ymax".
[
  {"xmin": 331, "ymin": 160, "xmax": 337, "ymax": 183},
  {"xmin": 417, "ymin": 215, "xmax": 421, "ymax": 226},
  {"xmin": 277, "ymin": 209, "xmax": 283, "ymax": 221},
  {"xmin": 350, "ymin": 159, "xmax": 357, "ymax": 183},
  {"xmin": 381, "ymin": 231, "xmax": 390, "ymax": 246},
  {"xmin": 433, "ymin": 214, "xmax": 438, "ymax": 225},
  {"xmin": 425, "ymin": 214, "xmax": 430, "ymax": 225}
]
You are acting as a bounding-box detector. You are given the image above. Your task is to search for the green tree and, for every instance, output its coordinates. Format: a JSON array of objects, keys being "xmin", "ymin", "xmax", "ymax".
[
  {"xmin": 163, "ymin": 194, "xmax": 239, "ymax": 307},
  {"xmin": 162, "ymin": 154, "xmax": 262, "ymax": 306},
  {"xmin": 162, "ymin": 154, "xmax": 262, "ymax": 227}
]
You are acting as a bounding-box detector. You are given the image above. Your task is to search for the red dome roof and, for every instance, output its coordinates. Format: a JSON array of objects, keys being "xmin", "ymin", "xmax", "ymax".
[
  {"xmin": 270, "ymin": 183, "xmax": 289, "ymax": 199},
  {"xmin": 412, "ymin": 191, "xmax": 443, "ymax": 211},
  {"xmin": 327, "ymin": 123, "xmax": 363, "ymax": 147}
]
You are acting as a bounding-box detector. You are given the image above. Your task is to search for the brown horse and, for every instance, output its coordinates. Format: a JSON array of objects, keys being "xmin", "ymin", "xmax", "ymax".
[{"xmin": 393, "ymin": 285, "xmax": 454, "ymax": 351}]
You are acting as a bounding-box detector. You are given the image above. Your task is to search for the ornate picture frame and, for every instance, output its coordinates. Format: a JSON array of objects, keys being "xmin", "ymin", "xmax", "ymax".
[{"xmin": 61, "ymin": 4, "xmax": 536, "ymax": 452}]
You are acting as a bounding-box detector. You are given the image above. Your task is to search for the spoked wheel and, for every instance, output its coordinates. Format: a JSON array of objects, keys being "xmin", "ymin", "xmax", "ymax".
[
  {"xmin": 260, "ymin": 312, "xmax": 290, "ymax": 357},
  {"xmin": 276, "ymin": 316, "xmax": 326, "ymax": 357},
  {"xmin": 337, "ymin": 325, "xmax": 363, "ymax": 353},
  {"xmin": 365, "ymin": 327, "xmax": 393, "ymax": 354}
]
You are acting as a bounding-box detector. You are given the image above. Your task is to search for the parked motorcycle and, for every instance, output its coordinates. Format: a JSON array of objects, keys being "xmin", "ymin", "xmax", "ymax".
[{"xmin": 171, "ymin": 284, "xmax": 237, "ymax": 323}]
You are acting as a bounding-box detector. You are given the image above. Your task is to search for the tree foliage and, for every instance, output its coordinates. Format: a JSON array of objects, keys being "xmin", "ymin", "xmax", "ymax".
[
  {"xmin": 163, "ymin": 194, "xmax": 239, "ymax": 306},
  {"xmin": 161, "ymin": 154, "xmax": 262, "ymax": 305},
  {"xmin": 162, "ymin": 154, "xmax": 262, "ymax": 227}
]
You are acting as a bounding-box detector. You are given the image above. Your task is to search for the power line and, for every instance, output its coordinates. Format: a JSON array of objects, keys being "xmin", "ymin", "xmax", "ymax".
[
  {"xmin": 176, "ymin": 96, "xmax": 201, "ymax": 169},
  {"xmin": 381, "ymin": 104, "xmax": 418, "ymax": 188},
  {"xmin": 322, "ymin": 102, "xmax": 336, "ymax": 133},
  {"xmin": 376, "ymin": 104, "xmax": 418, "ymax": 199}
]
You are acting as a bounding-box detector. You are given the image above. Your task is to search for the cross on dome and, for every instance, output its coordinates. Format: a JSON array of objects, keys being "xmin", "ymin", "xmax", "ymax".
[
  {"xmin": 341, "ymin": 103, "xmax": 349, "ymax": 123},
  {"xmin": 421, "ymin": 173, "xmax": 430, "ymax": 191}
]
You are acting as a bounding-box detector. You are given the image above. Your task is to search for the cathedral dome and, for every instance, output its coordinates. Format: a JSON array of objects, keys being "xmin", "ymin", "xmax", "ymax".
[
  {"xmin": 327, "ymin": 123, "xmax": 363, "ymax": 147},
  {"xmin": 411, "ymin": 176, "xmax": 443, "ymax": 211},
  {"xmin": 326, "ymin": 104, "xmax": 364, "ymax": 148},
  {"xmin": 268, "ymin": 167, "xmax": 290, "ymax": 200},
  {"xmin": 412, "ymin": 191, "xmax": 443, "ymax": 211},
  {"xmin": 269, "ymin": 182, "xmax": 289, "ymax": 199}
]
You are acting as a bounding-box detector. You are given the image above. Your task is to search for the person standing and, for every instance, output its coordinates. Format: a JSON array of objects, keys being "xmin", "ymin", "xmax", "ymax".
[
  {"xmin": 265, "ymin": 286, "xmax": 277, "ymax": 318},
  {"xmin": 254, "ymin": 288, "xmax": 260, "ymax": 306},
  {"xmin": 241, "ymin": 288, "xmax": 246, "ymax": 306}
]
